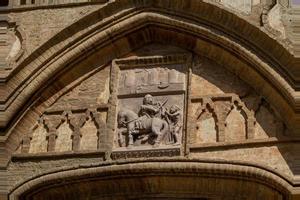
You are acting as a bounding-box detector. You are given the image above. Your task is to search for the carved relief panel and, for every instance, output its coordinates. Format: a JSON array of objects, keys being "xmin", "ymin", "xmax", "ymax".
[
  {"xmin": 0, "ymin": 18, "xmax": 24, "ymax": 70},
  {"xmin": 110, "ymin": 55, "xmax": 190, "ymax": 155},
  {"xmin": 17, "ymin": 51, "xmax": 285, "ymax": 161}
]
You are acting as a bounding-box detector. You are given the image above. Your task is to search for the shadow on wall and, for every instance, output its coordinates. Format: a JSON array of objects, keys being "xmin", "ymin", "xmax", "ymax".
[{"xmin": 0, "ymin": 0, "xmax": 8, "ymax": 6}]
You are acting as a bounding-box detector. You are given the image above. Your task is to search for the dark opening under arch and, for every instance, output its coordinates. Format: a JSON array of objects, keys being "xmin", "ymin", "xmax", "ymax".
[{"xmin": 0, "ymin": 0, "xmax": 9, "ymax": 6}]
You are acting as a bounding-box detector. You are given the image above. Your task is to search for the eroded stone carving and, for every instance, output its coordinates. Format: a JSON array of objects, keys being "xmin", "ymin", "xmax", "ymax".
[
  {"xmin": 221, "ymin": 0, "xmax": 252, "ymax": 13},
  {"xmin": 111, "ymin": 55, "xmax": 189, "ymax": 150},
  {"xmin": 0, "ymin": 18, "xmax": 24, "ymax": 70},
  {"xmin": 117, "ymin": 94, "xmax": 182, "ymax": 147},
  {"xmin": 118, "ymin": 66, "xmax": 185, "ymax": 95}
]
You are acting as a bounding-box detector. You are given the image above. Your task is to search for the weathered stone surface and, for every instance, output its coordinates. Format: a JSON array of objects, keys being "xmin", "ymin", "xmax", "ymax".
[
  {"xmin": 112, "ymin": 55, "xmax": 188, "ymax": 151},
  {"xmin": 7, "ymin": 156, "xmax": 104, "ymax": 190},
  {"xmin": 190, "ymin": 145, "xmax": 293, "ymax": 179},
  {"xmin": 80, "ymin": 118, "xmax": 98, "ymax": 151},
  {"xmin": 24, "ymin": 67, "xmax": 110, "ymax": 154},
  {"xmin": 191, "ymin": 57, "xmax": 251, "ymax": 97},
  {"xmin": 0, "ymin": 19, "xmax": 23, "ymax": 70},
  {"xmin": 47, "ymin": 67, "xmax": 110, "ymax": 111},
  {"xmin": 11, "ymin": 5, "xmax": 102, "ymax": 56},
  {"xmin": 28, "ymin": 124, "xmax": 47, "ymax": 153},
  {"xmin": 267, "ymin": 4, "xmax": 286, "ymax": 39},
  {"xmin": 0, "ymin": 0, "xmax": 299, "ymax": 198},
  {"xmin": 225, "ymin": 106, "xmax": 247, "ymax": 142},
  {"xmin": 221, "ymin": 0, "xmax": 252, "ymax": 13}
]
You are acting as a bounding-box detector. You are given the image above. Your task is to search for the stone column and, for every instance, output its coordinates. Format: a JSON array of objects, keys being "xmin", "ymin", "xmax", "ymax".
[
  {"xmin": 44, "ymin": 116, "xmax": 61, "ymax": 152},
  {"xmin": 246, "ymin": 114, "xmax": 255, "ymax": 139},
  {"xmin": 47, "ymin": 127, "xmax": 57, "ymax": 152},
  {"xmin": 21, "ymin": 136, "xmax": 31, "ymax": 153},
  {"xmin": 216, "ymin": 107, "xmax": 227, "ymax": 142},
  {"xmin": 214, "ymin": 100, "xmax": 231, "ymax": 143},
  {"xmin": 69, "ymin": 113, "xmax": 86, "ymax": 152},
  {"xmin": 91, "ymin": 111, "xmax": 103, "ymax": 149},
  {"xmin": 216, "ymin": 117, "xmax": 226, "ymax": 142}
]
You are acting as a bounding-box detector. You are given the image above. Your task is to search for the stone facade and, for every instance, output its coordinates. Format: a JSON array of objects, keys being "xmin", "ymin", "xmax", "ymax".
[{"xmin": 0, "ymin": 0, "xmax": 300, "ymax": 200}]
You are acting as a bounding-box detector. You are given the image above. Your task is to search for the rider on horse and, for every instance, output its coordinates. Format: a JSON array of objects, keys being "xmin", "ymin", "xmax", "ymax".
[{"xmin": 139, "ymin": 94, "xmax": 164, "ymax": 118}]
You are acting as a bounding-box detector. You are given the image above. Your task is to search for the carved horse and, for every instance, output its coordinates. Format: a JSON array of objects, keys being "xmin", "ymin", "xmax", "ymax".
[{"xmin": 117, "ymin": 108, "xmax": 169, "ymax": 146}]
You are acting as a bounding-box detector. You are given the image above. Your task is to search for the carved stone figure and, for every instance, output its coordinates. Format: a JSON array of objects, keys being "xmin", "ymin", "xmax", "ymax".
[
  {"xmin": 165, "ymin": 105, "xmax": 182, "ymax": 145},
  {"xmin": 139, "ymin": 94, "xmax": 165, "ymax": 118},
  {"xmin": 117, "ymin": 108, "xmax": 169, "ymax": 147},
  {"xmin": 117, "ymin": 94, "xmax": 183, "ymax": 147}
]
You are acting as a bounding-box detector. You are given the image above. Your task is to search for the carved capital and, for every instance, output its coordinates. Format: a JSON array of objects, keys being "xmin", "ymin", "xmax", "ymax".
[
  {"xmin": 69, "ymin": 113, "xmax": 87, "ymax": 151},
  {"xmin": 44, "ymin": 115, "xmax": 62, "ymax": 152},
  {"xmin": 91, "ymin": 111, "xmax": 105, "ymax": 148}
]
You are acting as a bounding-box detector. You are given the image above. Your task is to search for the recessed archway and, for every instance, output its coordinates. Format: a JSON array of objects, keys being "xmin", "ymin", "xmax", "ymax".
[{"xmin": 9, "ymin": 160, "xmax": 292, "ymax": 200}]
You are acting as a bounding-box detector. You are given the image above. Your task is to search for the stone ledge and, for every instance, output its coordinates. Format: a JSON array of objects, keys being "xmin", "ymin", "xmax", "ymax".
[
  {"xmin": 189, "ymin": 137, "xmax": 300, "ymax": 152},
  {"xmin": 111, "ymin": 147, "xmax": 181, "ymax": 160},
  {"xmin": 11, "ymin": 149, "xmax": 106, "ymax": 161}
]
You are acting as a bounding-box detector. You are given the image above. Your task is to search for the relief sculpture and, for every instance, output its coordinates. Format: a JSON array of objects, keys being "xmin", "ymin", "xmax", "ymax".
[
  {"xmin": 117, "ymin": 94, "xmax": 182, "ymax": 147},
  {"xmin": 111, "ymin": 55, "xmax": 189, "ymax": 150},
  {"xmin": 119, "ymin": 66, "xmax": 185, "ymax": 95}
]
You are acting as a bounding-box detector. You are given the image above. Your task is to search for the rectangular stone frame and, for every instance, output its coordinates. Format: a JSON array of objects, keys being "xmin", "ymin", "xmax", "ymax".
[{"xmin": 107, "ymin": 54, "xmax": 192, "ymax": 159}]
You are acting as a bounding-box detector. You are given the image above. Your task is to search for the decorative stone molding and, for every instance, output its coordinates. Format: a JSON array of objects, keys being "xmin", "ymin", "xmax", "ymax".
[
  {"xmin": 24, "ymin": 105, "xmax": 108, "ymax": 154},
  {"xmin": 69, "ymin": 113, "xmax": 87, "ymax": 152},
  {"xmin": 111, "ymin": 147, "xmax": 180, "ymax": 160},
  {"xmin": 188, "ymin": 94, "xmax": 256, "ymax": 146},
  {"xmin": 43, "ymin": 114, "xmax": 63, "ymax": 152},
  {"xmin": 0, "ymin": 15, "xmax": 25, "ymax": 71}
]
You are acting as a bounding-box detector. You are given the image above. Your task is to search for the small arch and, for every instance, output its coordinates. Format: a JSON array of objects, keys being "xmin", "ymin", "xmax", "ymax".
[
  {"xmin": 28, "ymin": 123, "xmax": 48, "ymax": 154},
  {"xmin": 55, "ymin": 119, "xmax": 73, "ymax": 152},
  {"xmin": 225, "ymin": 104, "xmax": 247, "ymax": 142},
  {"xmin": 195, "ymin": 103, "xmax": 218, "ymax": 143},
  {"xmin": 80, "ymin": 116, "xmax": 98, "ymax": 151}
]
